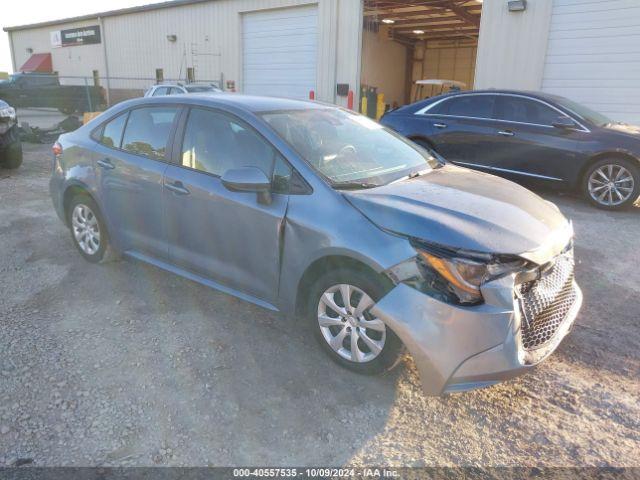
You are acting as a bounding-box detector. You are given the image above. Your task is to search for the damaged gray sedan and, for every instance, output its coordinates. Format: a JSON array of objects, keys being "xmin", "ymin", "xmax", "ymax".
[{"xmin": 49, "ymin": 95, "xmax": 582, "ymax": 395}]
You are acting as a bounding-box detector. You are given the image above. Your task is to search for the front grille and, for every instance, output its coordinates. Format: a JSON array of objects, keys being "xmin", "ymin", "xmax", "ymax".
[{"xmin": 518, "ymin": 249, "xmax": 577, "ymax": 351}]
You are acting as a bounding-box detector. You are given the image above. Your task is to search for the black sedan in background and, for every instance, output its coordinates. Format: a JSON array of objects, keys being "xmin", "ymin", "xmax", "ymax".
[{"xmin": 381, "ymin": 90, "xmax": 640, "ymax": 210}]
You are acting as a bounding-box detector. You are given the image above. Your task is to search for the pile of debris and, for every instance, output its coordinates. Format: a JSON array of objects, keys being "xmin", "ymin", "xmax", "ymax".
[{"xmin": 19, "ymin": 115, "xmax": 82, "ymax": 144}]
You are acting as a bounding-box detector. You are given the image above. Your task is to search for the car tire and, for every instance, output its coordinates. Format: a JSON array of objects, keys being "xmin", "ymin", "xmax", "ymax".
[
  {"xmin": 67, "ymin": 194, "xmax": 117, "ymax": 263},
  {"xmin": 583, "ymin": 158, "xmax": 640, "ymax": 210},
  {"xmin": 1, "ymin": 140, "xmax": 23, "ymax": 169},
  {"xmin": 306, "ymin": 268, "xmax": 404, "ymax": 375}
]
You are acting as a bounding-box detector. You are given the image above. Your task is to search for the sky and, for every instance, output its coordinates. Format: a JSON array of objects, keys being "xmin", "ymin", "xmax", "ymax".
[{"xmin": 0, "ymin": 0, "xmax": 166, "ymax": 73}]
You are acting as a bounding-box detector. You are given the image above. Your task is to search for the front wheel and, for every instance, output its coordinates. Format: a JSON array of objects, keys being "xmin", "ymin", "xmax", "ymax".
[
  {"xmin": 306, "ymin": 268, "xmax": 404, "ymax": 375},
  {"xmin": 583, "ymin": 158, "xmax": 639, "ymax": 210}
]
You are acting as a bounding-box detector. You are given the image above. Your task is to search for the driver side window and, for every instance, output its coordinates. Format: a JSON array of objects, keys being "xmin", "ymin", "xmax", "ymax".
[
  {"xmin": 495, "ymin": 96, "xmax": 567, "ymax": 126},
  {"xmin": 181, "ymin": 108, "xmax": 292, "ymax": 192}
]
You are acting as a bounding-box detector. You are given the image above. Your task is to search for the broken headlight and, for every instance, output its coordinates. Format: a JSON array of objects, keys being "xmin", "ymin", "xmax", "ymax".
[
  {"xmin": 386, "ymin": 242, "xmax": 530, "ymax": 306},
  {"xmin": 0, "ymin": 106, "xmax": 16, "ymax": 135}
]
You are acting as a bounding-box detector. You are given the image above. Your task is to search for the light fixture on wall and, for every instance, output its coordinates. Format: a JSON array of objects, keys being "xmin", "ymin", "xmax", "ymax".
[
  {"xmin": 508, "ymin": 0, "xmax": 527, "ymax": 11},
  {"xmin": 166, "ymin": 34, "xmax": 177, "ymax": 42},
  {"xmin": 382, "ymin": 18, "xmax": 395, "ymax": 24},
  {"xmin": 413, "ymin": 30, "xmax": 425, "ymax": 35}
]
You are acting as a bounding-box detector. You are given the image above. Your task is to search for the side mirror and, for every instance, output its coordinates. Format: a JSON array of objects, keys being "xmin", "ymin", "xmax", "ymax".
[
  {"xmin": 553, "ymin": 116, "xmax": 577, "ymax": 130},
  {"xmin": 221, "ymin": 166, "xmax": 272, "ymax": 204}
]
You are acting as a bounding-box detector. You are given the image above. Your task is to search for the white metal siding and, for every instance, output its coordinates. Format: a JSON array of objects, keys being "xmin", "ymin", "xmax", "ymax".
[
  {"xmin": 10, "ymin": 18, "xmax": 104, "ymax": 85},
  {"xmin": 474, "ymin": 0, "xmax": 553, "ymax": 90},
  {"xmin": 543, "ymin": 0, "xmax": 640, "ymax": 123},
  {"xmin": 7, "ymin": 0, "xmax": 363, "ymax": 105},
  {"xmin": 242, "ymin": 5, "xmax": 318, "ymax": 98}
]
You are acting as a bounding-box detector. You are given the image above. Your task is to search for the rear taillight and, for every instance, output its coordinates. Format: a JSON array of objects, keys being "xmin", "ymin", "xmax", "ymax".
[{"xmin": 52, "ymin": 142, "xmax": 63, "ymax": 156}]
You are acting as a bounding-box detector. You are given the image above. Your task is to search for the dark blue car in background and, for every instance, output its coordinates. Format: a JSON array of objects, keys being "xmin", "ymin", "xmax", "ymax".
[{"xmin": 381, "ymin": 90, "xmax": 640, "ymax": 210}]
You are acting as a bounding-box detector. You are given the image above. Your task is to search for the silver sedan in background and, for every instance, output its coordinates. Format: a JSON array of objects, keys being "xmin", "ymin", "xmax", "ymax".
[{"xmin": 144, "ymin": 83, "xmax": 223, "ymax": 97}]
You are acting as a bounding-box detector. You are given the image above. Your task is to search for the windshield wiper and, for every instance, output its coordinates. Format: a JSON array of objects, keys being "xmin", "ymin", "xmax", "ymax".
[{"xmin": 332, "ymin": 181, "xmax": 380, "ymax": 190}]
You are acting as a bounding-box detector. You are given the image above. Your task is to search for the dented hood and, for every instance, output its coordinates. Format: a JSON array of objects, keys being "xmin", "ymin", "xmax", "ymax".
[{"xmin": 343, "ymin": 165, "xmax": 572, "ymax": 263}]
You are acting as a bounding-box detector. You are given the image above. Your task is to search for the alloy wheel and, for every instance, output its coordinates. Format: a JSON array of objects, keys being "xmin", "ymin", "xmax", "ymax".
[
  {"xmin": 71, "ymin": 204, "xmax": 101, "ymax": 255},
  {"xmin": 588, "ymin": 164, "xmax": 635, "ymax": 207},
  {"xmin": 317, "ymin": 284, "xmax": 386, "ymax": 363}
]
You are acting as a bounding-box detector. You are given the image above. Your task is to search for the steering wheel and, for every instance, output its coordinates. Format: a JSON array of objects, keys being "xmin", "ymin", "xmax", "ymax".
[
  {"xmin": 337, "ymin": 144, "xmax": 358, "ymax": 159},
  {"xmin": 320, "ymin": 144, "xmax": 358, "ymax": 169}
]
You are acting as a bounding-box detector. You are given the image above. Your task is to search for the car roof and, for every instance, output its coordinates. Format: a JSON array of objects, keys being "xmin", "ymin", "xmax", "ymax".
[
  {"xmin": 127, "ymin": 93, "xmax": 328, "ymax": 113},
  {"xmin": 445, "ymin": 89, "xmax": 563, "ymax": 102},
  {"xmin": 393, "ymin": 89, "xmax": 568, "ymax": 115}
]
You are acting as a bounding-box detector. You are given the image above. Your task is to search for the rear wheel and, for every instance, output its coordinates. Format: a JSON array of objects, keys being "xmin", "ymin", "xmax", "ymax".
[
  {"xmin": 67, "ymin": 195, "xmax": 116, "ymax": 263},
  {"xmin": 583, "ymin": 158, "xmax": 639, "ymax": 210},
  {"xmin": 306, "ymin": 268, "xmax": 403, "ymax": 375}
]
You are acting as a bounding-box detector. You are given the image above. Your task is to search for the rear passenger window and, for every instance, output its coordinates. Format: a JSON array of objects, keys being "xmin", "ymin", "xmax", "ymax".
[
  {"xmin": 181, "ymin": 108, "xmax": 280, "ymax": 178},
  {"xmin": 121, "ymin": 107, "xmax": 179, "ymax": 160},
  {"xmin": 152, "ymin": 87, "xmax": 169, "ymax": 97},
  {"xmin": 442, "ymin": 95, "xmax": 495, "ymax": 119},
  {"xmin": 99, "ymin": 113, "xmax": 128, "ymax": 149}
]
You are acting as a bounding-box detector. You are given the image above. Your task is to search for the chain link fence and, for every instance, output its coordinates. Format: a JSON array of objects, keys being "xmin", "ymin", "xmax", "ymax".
[{"xmin": 0, "ymin": 73, "xmax": 224, "ymax": 137}]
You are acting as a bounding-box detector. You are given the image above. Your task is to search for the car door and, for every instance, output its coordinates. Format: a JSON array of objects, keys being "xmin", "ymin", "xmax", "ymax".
[
  {"xmin": 413, "ymin": 94, "xmax": 499, "ymax": 166},
  {"xmin": 163, "ymin": 107, "xmax": 291, "ymax": 304},
  {"xmin": 489, "ymin": 95, "xmax": 581, "ymax": 183},
  {"xmin": 93, "ymin": 105, "xmax": 181, "ymax": 259}
]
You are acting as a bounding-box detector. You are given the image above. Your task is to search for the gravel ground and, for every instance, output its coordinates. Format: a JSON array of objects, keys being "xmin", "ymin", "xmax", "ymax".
[{"xmin": 0, "ymin": 143, "xmax": 638, "ymax": 467}]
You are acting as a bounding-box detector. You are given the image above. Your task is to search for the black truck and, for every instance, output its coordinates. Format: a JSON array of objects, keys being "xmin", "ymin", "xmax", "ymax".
[{"xmin": 0, "ymin": 73, "xmax": 105, "ymax": 114}]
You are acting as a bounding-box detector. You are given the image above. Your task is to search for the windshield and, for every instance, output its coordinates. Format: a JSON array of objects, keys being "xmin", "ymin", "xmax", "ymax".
[
  {"xmin": 261, "ymin": 108, "xmax": 437, "ymax": 187},
  {"xmin": 552, "ymin": 96, "xmax": 613, "ymax": 126}
]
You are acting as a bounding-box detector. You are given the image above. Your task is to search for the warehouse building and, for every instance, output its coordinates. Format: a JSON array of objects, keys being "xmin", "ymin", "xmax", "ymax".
[{"xmin": 4, "ymin": 0, "xmax": 640, "ymax": 123}]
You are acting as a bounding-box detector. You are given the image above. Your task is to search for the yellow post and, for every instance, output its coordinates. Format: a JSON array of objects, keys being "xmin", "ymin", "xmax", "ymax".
[
  {"xmin": 361, "ymin": 95, "xmax": 368, "ymax": 116},
  {"xmin": 376, "ymin": 93, "xmax": 385, "ymax": 120},
  {"xmin": 83, "ymin": 112, "xmax": 103, "ymax": 124}
]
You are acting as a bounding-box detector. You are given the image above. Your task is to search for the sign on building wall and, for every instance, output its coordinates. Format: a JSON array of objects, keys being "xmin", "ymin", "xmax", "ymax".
[{"xmin": 50, "ymin": 25, "xmax": 101, "ymax": 48}]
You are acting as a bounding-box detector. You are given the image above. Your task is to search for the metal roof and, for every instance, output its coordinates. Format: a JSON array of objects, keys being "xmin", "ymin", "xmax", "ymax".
[{"xmin": 3, "ymin": 0, "xmax": 218, "ymax": 32}]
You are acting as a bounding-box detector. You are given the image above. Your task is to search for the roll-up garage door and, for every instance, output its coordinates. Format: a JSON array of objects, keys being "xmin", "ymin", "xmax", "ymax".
[
  {"xmin": 242, "ymin": 5, "xmax": 318, "ymax": 99},
  {"xmin": 542, "ymin": 0, "xmax": 640, "ymax": 124}
]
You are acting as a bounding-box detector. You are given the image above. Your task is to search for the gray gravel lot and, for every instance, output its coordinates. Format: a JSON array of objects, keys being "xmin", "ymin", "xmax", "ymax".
[{"xmin": 0, "ymin": 143, "xmax": 638, "ymax": 467}]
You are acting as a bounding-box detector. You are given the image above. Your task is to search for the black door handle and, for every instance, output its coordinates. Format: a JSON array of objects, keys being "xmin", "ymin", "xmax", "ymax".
[
  {"xmin": 97, "ymin": 159, "xmax": 115, "ymax": 170},
  {"xmin": 165, "ymin": 181, "xmax": 190, "ymax": 196}
]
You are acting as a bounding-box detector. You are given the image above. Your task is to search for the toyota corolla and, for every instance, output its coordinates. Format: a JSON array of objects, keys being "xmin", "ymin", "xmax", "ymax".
[{"xmin": 49, "ymin": 94, "xmax": 582, "ymax": 395}]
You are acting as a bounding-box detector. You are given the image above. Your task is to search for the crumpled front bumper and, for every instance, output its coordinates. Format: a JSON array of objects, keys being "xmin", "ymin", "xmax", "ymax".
[{"xmin": 370, "ymin": 275, "xmax": 582, "ymax": 396}]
